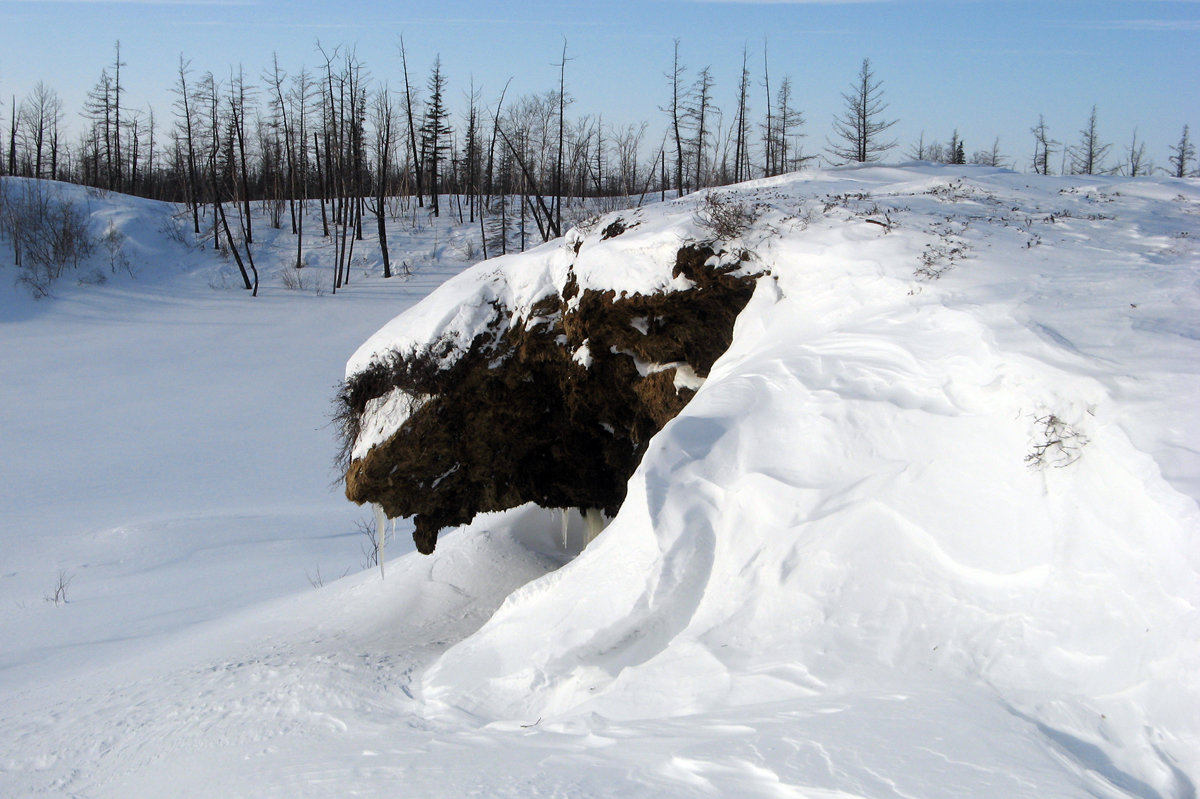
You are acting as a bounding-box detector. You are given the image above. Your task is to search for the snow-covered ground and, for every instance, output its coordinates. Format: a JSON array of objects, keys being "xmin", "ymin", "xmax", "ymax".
[{"xmin": 1, "ymin": 166, "xmax": 1198, "ymax": 797}]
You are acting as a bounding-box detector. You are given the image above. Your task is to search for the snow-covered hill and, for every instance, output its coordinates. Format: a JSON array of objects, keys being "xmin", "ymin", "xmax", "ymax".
[{"xmin": 2, "ymin": 166, "xmax": 1198, "ymax": 797}]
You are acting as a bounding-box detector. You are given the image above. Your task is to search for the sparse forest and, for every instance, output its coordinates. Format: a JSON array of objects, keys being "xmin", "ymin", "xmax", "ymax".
[
  {"xmin": 2, "ymin": 38, "xmax": 1196, "ymax": 284},
  {"xmin": 3, "ymin": 18, "xmax": 1200, "ymax": 792}
]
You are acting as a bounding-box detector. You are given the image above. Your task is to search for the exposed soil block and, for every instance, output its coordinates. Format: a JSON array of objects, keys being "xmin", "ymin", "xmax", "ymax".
[{"xmin": 339, "ymin": 244, "xmax": 761, "ymax": 553}]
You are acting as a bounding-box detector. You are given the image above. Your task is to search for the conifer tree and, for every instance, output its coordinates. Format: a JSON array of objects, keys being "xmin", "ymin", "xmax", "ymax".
[
  {"xmin": 827, "ymin": 58, "xmax": 896, "ymax": 164},
  {"xmin": 1168, "ymin": 124, "xmax": 1195, "ymax": 178},
  {"xmin": 1068, "ymin": 106, "xmax": 1111, "ymax": 175},
  {"xmin": 948, "ymin": 130, "xmax": 965, "ymax": 165},
  {"xmin": 420, "ymin": 56, "xmax": 451, "ymax": 217}
]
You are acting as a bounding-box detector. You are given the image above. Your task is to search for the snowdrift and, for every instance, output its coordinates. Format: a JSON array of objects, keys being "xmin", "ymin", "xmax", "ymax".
[
  {"xmin": 3, "ymin": 166, "xmax": 1198, "ymax": 797},
  {"xmin": 348, "ymin": 165, "xmax": 1200, "ymax": 795}
]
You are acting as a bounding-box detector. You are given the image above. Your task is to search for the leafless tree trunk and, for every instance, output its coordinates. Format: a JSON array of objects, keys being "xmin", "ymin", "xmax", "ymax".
[
  {"xmin": 1031, "ymin": 115, "xmax": 1056, "ymax": 175},
  {"xmin": 1124, "ymin": 129, "xmax": 1150, "ymax": 177},
  {"xmin": 666, "ymin": 39, "xmax": 686, "ymax": 197},
  {"xmin": 369, "ymin": 84, "xmax": 395, "ymax": 278},
  {"xmin": 762, "ymin": 42, "xmax": 773, "ymax": 176},
  {"xmin": 173, "ymin": 57, "xmax": 204, "ymax": 233},
  {"xmin": 554, "ymin": 38, "xmax": 571, "ymax": 235},
  {"xmin": 733, "ymin": 46, "xmax": 751, "ymax": 183},
  {"xmin": 399, "ymin": 37, "xmax": 424, "ymax": 208},
  {"xmin": 688, "ymin": 66, "xmax": 713, "ymax": 189}
]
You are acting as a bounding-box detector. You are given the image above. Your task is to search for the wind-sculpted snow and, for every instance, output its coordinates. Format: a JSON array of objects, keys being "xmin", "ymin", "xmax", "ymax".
[
  {"xmin": 4, "ymin": 166, "xmax": 1199, "ymax": 797},
  {"xmin": 405, "ymin": 167, "xmax": 1200, "ymax": 794}
]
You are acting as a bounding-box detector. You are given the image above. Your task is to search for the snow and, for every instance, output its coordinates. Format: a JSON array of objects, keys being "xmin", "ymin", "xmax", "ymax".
[
  {"xmin": 351, "ymin": 388, "xmax": 430, "ymax": 461},
  {"xmin": 2, "ymin": 165, "xmax": 1199, "ymax": 797}
]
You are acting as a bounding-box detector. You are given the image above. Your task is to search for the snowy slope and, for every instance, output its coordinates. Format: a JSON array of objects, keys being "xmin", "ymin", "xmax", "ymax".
[{"xmin": 3, "ymin": 166, "xmax": 1199, "ymax": 797}]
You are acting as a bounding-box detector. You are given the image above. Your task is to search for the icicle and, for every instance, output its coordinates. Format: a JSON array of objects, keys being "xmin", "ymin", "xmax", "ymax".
[
  {"xmin": 560, "ymin": 508, "xmax": 570, "ymax": 551},
  {"xmin": 584, "ymin": 508, "xmax": 605, "ymax": 545},
  {"xmin": 373, "ymin": 502, "xmax": 387, "ymax": 580}
]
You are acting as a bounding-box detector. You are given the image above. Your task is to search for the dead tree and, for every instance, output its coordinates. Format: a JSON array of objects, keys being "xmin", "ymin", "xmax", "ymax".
[{"xmin": 369, "ymin": 84, "xmax": 395, "ymax": 278}]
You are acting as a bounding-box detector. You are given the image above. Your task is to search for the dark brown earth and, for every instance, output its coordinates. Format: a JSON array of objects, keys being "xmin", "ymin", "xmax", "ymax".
[{"xmin": 338, "ymin": 243, "xmax": 761, "ymax": 554}]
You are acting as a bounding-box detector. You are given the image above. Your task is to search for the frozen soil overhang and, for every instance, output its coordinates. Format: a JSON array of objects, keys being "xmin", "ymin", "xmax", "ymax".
[{"xmin": 339, "ymin": 242, "xmax": 761, "ymax": 554}]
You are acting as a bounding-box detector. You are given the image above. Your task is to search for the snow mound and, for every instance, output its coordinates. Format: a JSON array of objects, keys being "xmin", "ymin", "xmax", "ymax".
[
  {"xmin": 4, "ymin": 166, "xmax": 1197, "ymax": 796},
  {"xmin": 351, "ymin": 165, "xmax": 1200, "ymax": 794}
]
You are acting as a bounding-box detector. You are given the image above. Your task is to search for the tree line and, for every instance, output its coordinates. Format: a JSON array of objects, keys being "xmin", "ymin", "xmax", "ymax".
[{"xmin": 3, "ymin": 40, "xmax": 1197, "ymax": 273}]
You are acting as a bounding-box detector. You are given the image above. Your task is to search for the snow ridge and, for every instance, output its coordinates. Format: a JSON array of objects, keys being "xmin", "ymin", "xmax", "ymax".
[
  {"xmin": 391, "ymin": 165, "xmax": 1200, "ymax": 794},
  {"xmin": 2, "ymin": 165, "xmax": 1198, "ymax": 797}
]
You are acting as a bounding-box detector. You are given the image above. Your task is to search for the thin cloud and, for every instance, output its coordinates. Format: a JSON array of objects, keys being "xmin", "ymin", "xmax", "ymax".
[
  {"xmin": 0, "ymin": 0, "xmax": 254, "ymax": 5},
  {"xmin": 1066, "ymin": 18, "xmax": 1200, "ymax": 31},
  {"xmin": 680, "ymin": 0, "xmax": 892, "ymax": 4}
]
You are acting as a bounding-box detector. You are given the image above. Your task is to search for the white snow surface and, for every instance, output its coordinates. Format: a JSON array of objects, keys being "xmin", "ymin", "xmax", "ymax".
[
  {"xmin": 3, "ymin": 166, "xmax": 1199, "ymax": 797},
  {"xmin": 345, "ymin": 202, "xmax": 707, "ymax": 378}
]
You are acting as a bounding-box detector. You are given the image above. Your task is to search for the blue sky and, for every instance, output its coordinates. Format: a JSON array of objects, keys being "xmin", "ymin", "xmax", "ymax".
[{"xmin": 0, "ymin": 0, "xmax": 1197, "ymax": 171}]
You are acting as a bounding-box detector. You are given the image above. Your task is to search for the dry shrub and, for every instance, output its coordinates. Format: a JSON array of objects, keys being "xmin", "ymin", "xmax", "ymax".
[
  {"xmin": 1, "ymin": 180, "xmax": 95, "ymax": 297},
  {"xmin": 695, "ymin": 192, "xmax": 758, "ymax": 240}
]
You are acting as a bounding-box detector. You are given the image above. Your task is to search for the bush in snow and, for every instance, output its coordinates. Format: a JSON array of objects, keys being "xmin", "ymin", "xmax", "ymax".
[
  {"xmin": 101, "ymin": 220, "xmax": 132, "ymax": 276},
  {"xmin": 0, "ymin": 179, "xmax": 95, "ymax": 297},
  {"xmin": 43, "ymin": 570, "xmax": 73, "ymax": 606},
  {"xmin": 694, "ymin": 192, "xmax": 758, "ymax": 241},
  {"xmin": 1025, "ymin": 414, "xmax": 1088, "ymax": 469}
]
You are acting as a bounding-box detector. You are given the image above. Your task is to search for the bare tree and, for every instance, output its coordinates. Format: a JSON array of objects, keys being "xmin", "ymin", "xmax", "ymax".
[
  {"xmin": 265, "ymin": 53, "xmax": 299, "ymax": 235},
  {"xmin": 398, "ymin": 37, "xmax": 424, "ymax": 208},
  {"xmin": 761, "ymin": 40, "xmax": 772, "ymax": 177},
  {"xmin": 1124, "ymin": 129, "xmax": 1151, "ymax": 177},
  {"xmin": 113, "ymin": 41, "xmax": 125, "ymax": 189},
  {"xmin": 687, "ymin": 65, "xmax": 714, "ymax": 189},
  {"xmin": 318, "ymin": 47, "xmax": 367, "ymax": 291},
  {"xmin": 199, "ymin": 70, "xmax": 254, "ymax": 292},
  {"xmin": 81, "ymin": 41, "xmax": 127, "ymax": 190},
  {"xmin": 462, "ymin": 80, "xmax": 483, "ymax": 223},
  {"xmin": 908, "ymin": 131, "xmax": 929, "ymax": 161},
  {"xmin": 665, "ymin": 39, "xmax": 687, "ymax": 197},
  {"xmin": 83, "ymin": 68, "xmax": 117, "ymax": 188},
  {"xmin": 827, "ymin": 58, "xmax": 897, "ymax": 164},
  {"xmin": 122, "ymin": 108, "xmax": 148, "ymax": 193},
  {"xmin": 484, "ymin": 78, "xmax": 511, "ymax": 208},
  {"xmin": 970, "ymin": 137, "xmax": 1006, "ymax": 168},
  {"xmin": 227, "ymin": 65, "xmax": 256, "ymax": 243},
  {"xmin": 554, "ymin": 38, "xmax": 572, "ymax": 234},
  {"xmin": 733, "ymin": 45, "xmax": 752, "ymax": 183},
  {"xmin": 496, "ymin": 92, "xmax": 558, "ymax": 241},
  {"xmin": 7, "ymin": 96, "xmax": 19, "ymax": 175},
  {"xmin": 21, "ymin": 82, "xmax": 62, "ymax": 179},
  {"xmin": 172, "ymin": 56, "xmax": 204, "ymax": 233},
  {"xmin": 1030, "ymin": 115, "xmax": 1057, "ymax": 175},
  {"xmin": 767, "ymin": 75, "xmax": 806, "ymax": 175},
  {"xmin": 369, "ymin": 83, "xmax": 395, "ymax": 278},
  {"xmin": 290, "ymin": 66, "xmax": 314, "ymax": 269},
  {"xmin": 613, "ymin": 121, "xmax": 647, "ymax": 197}
]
